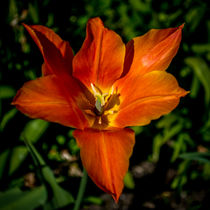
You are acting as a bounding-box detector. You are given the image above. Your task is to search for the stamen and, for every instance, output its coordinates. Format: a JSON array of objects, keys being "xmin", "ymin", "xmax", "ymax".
[
  {"xmin": 104, "ymin": 110, "xmax": 115, "ymax": 115},
  {"xmin": 110, "ymin": 86, "xmax": 114, "ymax": 95},
  {"xmin": 98, "ymin": 117, "xmax": 102, "ymax": 124},
  {"xmin": 91, "ymin": 83, "xmax": 98, "ymax": 96}
]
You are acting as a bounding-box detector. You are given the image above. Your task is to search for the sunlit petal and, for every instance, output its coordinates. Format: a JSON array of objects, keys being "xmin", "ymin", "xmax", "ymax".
[
  {"xmin": 12, "ymin": 75, "xmax": 89, "ymax": 129},
  {"xmin": 73, "ymin": 128, "xmax": 135, "ymax": 201},
  {"xmin": 122, "ymin": 24, "xmax": 184, "ymax": 78},
  {"xmin": 73, "ymin": 17, "xmax": 125, "ymax": 91},
  {"xmin": 112, "ymin": 71, "xmax": 188, "ymax": 127}
]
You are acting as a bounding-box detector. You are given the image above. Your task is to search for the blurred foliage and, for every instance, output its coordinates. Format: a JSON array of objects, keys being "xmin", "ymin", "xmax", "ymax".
[{"xmin": 0, "ymin": 0, "xmax": 210, "ymax": 209}]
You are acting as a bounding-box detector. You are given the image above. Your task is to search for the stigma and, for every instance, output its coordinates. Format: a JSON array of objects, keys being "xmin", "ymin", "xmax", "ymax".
[
  {"xmin": 91, "ymin": 83, "xmax": 111, "ymax": 115},
  {"xmin": 88, "ymin": 83, "xmax": 119, "ymax": 127}
]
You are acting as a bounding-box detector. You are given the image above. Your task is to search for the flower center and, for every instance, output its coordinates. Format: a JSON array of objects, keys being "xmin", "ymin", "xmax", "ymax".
[
  {"xmin": 91, "ymin": 83, "xmax": 113, "ymax": 115},
  {"xmin": 85, "ymin": 83, "xmax": 120, "ymax": 128}
]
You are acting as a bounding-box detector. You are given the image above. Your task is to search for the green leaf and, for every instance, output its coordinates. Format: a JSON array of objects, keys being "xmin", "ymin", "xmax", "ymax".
[
  {"xmin": 207, "ymin": 20, "xmax": 210, "ymax": 43},
  {"xmin": 192, "ymin": 43, "xmax": 210, "ymax": 54},
  {"xmin": 152, "ymin": 121, "xmax": 183, "ymax": 162},
  {"xmin": 200, "ymin": 111, "xmax": 210, "ymax": 142},
  {"xmin": 171, "ymin": 172, "xmax": 187, "ymax": 190},
  {"xmin": 21, "ymin": 119, "xmax": 49, "ymax": 143},
  {"xmin": 203, "ymin": 163, "xmax": 210, "ymax": 180},
  {"xmin": 171, "ymin": 133, "xmax": 192, "ymax": 162},
  {"xmin": 185, "ymin": 6, "xmax": 206, "ymax": 32},
  {"xmin": 190, "ymin": 74, "xmax": 200, "ymax": 99},
  {"xmin": 84, "ymin": 196, "xmax": 103, "ymax": 205},
  {"xmin": 185, "ymin": 57, "xmax": 210, "ymax": 106},
  {"xmin": 171, "ymin": 160, "xmax": 190, "ymax": 190},
  {"xmin": 9, "ymin": 146, "xmax": 28, "ymax": 175},
  {"xmin": 179, "ymin": 152, "xmax": 210, "ymax": 163},
  {"xmin": 0, "ymin": 150, "xmax": 10, "ymax": 179},
  {"xmin": 124, "ymin": 171, "xmax": 135, "ymax": 189},
  {"xmin": 151, "ymin": 134, "xmax": 163, "ymax": 162},
  {"xmin": 0, "ymin": 186, "xmax": 47, "ymax": 210},
  {"xmin": 0, "ymin": 108, "xmax": 17, "ymax": 131},
  {"xmin": 23, "ymin": 135, "xmax": 45, "ymax": 166},
  {"xmin": 28, "ymin": 2, "xmax": 39, "ymax": 24},
  {"xmin": 163, "ymin": 123, "xmax": 183, "ymax": 141},
  {"xmin": 171, "ymin": 134, "xmax": 185, "ymax": 162},
  {"xmin": 0, "ymin": 188, "xmax": 23, "ymax": 207},
  {"xmin": 23, "ymin": 137, "xmax": 74, "ymax": 208},
  {"xmin": 130, "ymin": 0, "xmax": 150, "ymax": 13},
  {"xmin": 68, "ymin": 138, "xmax": 80, "ymax": 155},
  {"xmin": 42, "ymin": 167, "xmax": 74, "ymax": 208},
  {"xmin": 8, "ymin": 0, "xmax": 18, "ymax": 22},
  {"xmin": 156, "ymin": 114, "xmax": 177, "ymax": 129},
  {"xmin": 131, "ymin": 126, "xmax": 143, "ymax": 135},
  {"xmin": 0, "ymin": 86, "xmax": 15, "ymax": 99}
]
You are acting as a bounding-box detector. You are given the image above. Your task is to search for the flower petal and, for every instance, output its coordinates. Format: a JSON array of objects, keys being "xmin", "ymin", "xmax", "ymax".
[
  {"xmin": 12, "ymin": 75, "xmax": 89, "ymax": 129},
  {"xmin": 73, "ymin": 128, "xmax": 135, "ymax": 202},
  {"xmin": 123, "ymin": 24, "xmax": 183, "ymax": 78},
  {"xmin": 23, "ymin": 24, "xmax": 73, "ymax": 76},
  {"xmin": 73, "ymin": 17, "xmax": 125, "ymax": 91},
  {"xmin": 112, "ymin": 71, "xmax": 188, "ymax": 127}
]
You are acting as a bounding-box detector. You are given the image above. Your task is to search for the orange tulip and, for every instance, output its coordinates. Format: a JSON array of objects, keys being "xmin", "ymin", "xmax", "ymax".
[{"xmin": 12, "ymin": 17, "xmax": 188, "ymax": 201}]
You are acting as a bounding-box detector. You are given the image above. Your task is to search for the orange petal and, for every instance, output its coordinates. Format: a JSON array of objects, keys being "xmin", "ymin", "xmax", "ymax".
[
  {"xmin": 123, "ymin": 24, "xmax": 184, "ymax": 78},
  {"xmin": 12, "ymin": 75, "xmax": 89, "ymax": 129},
  {"xmin": 23, "ymin": 24, "xmax": 73, "ymax": 76},
  {"xmin": 73, "ymin": 128, "xmax": 135, "ymax": 202},
  {"xmin": 73, "ymin": 17, "xmax": 125, "ymax": 90},
  {"xmin": 112, "ymin": 71, "xmax": 188, "ymax": 127}
]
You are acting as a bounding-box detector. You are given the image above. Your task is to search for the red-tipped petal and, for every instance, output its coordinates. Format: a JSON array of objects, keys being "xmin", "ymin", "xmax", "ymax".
[
  {"xmin": 73, "ymin": 17, "xmax": 125, "ymax": 91},
  {"xmin": 23, "ymin": 24, "xmax": 73, "ymax": 76},
  {"xmin": 123, "ymin": 25, "xmax": 183, "ymax": 78},
  {"xmin": 30, "ymin": 25, "xmax": 73, "ymax": 58},
  {"xmin": 73, "ymin": 128, "xmax": 135, "ymax": 202},
  {"xmin": 112, "ymin": 71, "xmax": 188, "ymax": 127},
  {"xmin": 12, "ymin": 75, "xmax": 89, "ymax": 129}
]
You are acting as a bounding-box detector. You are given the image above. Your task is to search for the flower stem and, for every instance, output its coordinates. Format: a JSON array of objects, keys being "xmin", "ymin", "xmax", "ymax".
[{"xmin": 73, "ymin": 168, "xmax": 88, "ymax": 210}]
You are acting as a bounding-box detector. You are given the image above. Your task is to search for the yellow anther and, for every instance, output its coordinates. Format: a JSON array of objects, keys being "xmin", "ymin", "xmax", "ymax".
[
  {"xmin": 91, "ymin": 83, "xmax": 98, "ymax": 96},
  {"xmin": 109, "ymin": 86, "xmax": 114, "ymax": 95}
]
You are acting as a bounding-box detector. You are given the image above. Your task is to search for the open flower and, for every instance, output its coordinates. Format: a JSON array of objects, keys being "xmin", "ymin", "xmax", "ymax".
[{"xmin": 12, "ymin": 17, "xmax": 188, "ymax": 201}]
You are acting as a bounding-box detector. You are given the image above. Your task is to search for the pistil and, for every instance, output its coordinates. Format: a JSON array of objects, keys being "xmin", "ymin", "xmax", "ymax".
[
  {"xmin": 89, "ymin": 83, "xmax": 119, "ymax": 127},
  {"xmin": 91, "ymin": 83, "xmax": 108, "ymax": 115}
]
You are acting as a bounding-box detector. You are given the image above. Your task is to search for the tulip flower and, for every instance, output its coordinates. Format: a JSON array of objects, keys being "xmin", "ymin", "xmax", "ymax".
[{"xmin": 12, "ymin": 17, "xmax": 188, "ymax": 201}]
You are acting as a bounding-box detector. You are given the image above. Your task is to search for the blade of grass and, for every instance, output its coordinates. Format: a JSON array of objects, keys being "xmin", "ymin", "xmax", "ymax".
[{"xmin": 73, "ymin": 168, "xmax": 88, "ymax": 210}]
